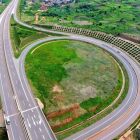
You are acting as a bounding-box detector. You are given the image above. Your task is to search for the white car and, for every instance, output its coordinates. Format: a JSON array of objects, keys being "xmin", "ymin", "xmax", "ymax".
[{"xmin": 6, "ymin": 117, "xmax": 10, "ymax": 125}]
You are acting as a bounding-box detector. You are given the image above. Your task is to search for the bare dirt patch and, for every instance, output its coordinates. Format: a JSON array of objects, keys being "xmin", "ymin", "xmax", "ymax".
[
  {"xmin": 73, "ymin": 20, "xmax": 93, "ymax": 25},
  {"xmin": 52, "ymin": 85, "xmax": 63, "ymax": 93}
]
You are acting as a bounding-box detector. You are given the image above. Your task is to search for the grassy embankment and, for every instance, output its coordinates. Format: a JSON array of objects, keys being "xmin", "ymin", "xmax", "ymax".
[
  {"xmin": 25, "ymin": 40, "xmax": 129, "ymax": 139},
  {"xmin": 19, "ymin": 0, "xmax": 140, "ymax": 36}
]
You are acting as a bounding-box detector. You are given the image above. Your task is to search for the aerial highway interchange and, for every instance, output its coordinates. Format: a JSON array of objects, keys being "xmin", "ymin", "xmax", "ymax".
[{"xmin": 0, "ymin": 0, "xmax": 140, "ymax": 140}]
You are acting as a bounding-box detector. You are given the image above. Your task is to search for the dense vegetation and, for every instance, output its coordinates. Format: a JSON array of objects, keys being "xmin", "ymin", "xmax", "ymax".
[
  {"xmin": 0, "ymin": 129, "xmax": 8, "ymax": 140},
  {"xmin": 20, "ymin": 0, "xmax": 140, "ymax": 36}
]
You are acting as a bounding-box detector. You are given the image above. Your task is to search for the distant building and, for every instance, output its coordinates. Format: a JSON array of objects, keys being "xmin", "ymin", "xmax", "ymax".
[
  {"xmin": 43, "ymin": 0, "xmax": 73, "ymax": 6},
  {"xmin": 40, "ymin": 2, "xmax": 48, "ymax": 11}
]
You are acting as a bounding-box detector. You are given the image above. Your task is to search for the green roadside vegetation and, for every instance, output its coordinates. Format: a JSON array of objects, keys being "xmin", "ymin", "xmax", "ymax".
[
  {"xmin": 0, "ymin": 129, "xmax": 8, "ymax": 140},
  {"xmin": 19, "ymin": 0, "xmax": 140, "ymax": 37},
  {"xmin": 0, "ymin": 0, "xmax": 10, "ymax": 14},
  {"xmin": 0, "ymin": 99, "xmax": 7, "ymax": 140},
  {"xmin": 25, "ymin": 40, "xmax": 129, "ymax": 139},
  {"xmin": 10, "ymin": 16, "xmax": 61, "ymax": 58}
]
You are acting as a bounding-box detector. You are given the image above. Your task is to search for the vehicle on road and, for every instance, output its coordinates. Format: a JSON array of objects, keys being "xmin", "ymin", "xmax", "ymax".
[{"xmin": 5, "ymin": 117, "xmax": 10, "ymax": 125}]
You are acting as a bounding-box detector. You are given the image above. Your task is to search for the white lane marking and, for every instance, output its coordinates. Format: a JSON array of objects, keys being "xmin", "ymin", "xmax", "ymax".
[
  {"xmin": 32, "ymin": 117, "xmax": 36, "ymax": 126},
  {"xmin": 42, "ymin": 135, "xmax": 45, "ymax": 140},
  {"xmin": 7, "ymin": 112, "xmax": 19, "ymax": 118},
  {"xmin": 39, "ymin": 128, "xmax": 42, "ymax": 132},
  {"xmin": 27, "ymin": 118, "xmax": 31, "ymax": 128},
  {"xmin": 14, "ymin": 119, "xmax": 18, "ymax": 126},
  {"xmin": 21, "ymin": 106, "xmax": 38, "ymax": 114},
  {"xmin": 34, "ymin": 130, "xmax": 38, "ymax": 139},
  {"xmin": 73, "ymin": 42, "xmax": 136, "ymax": 140},
  {"xmin": 31, "ymin": 45, "xmax": 42, "ymax": 54},
  {"xmin": 0, "ymin": 12, "xmax": 5, "ymax": 23},
  {"xmin": 38, "ymin": 115, "xmax": 42, "ymax": 125},
  {"xmin": 36, "ymin": 121, "xmax": 38, "ymax": 125}
]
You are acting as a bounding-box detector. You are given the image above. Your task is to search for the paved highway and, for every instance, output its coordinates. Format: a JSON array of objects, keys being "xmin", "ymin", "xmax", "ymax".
[
  {"xmin": 0, "ymin": 0, "xmax": 140, "ymax": 139},
  {"xmin": 0, "ymin": 1, "xmax": 28, "ymax": 139},
  {"xmin": 0, "ymin": 0, "xmax": 56, "ymax": 140}
]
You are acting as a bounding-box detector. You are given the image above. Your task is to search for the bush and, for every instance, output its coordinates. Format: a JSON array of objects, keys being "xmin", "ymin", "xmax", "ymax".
[{"xmin": 80, "ymin": 97, "xmax": 102, "ymax": 111}]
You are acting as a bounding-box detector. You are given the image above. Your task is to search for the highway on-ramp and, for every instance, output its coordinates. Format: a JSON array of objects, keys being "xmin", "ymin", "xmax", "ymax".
[
  {"xmin": 18, "ymin": 35, "xmax": 140, "ymax": 140},
  {"xmin": 0, "ymin": 0, "xmax": 140, "ymax": 139}
]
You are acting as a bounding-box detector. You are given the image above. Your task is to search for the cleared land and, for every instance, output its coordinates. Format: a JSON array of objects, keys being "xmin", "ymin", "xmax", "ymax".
[
  {"xmin": 20, "ymin": 0, "xmax": 140, "ymax": 36},
  {"xmin": 25, "ymin": 40, "xmax": 126, "ymax": 139}
]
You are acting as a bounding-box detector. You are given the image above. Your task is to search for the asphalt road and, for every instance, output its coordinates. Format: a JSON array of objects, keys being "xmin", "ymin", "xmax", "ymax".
[
  {"xmin": 0, "ymin": 0, "xmax": 56, "ymax": 140},
  {"xmin": 0, "ymin": 0, "xmax": 140, "ymax": 139},
  {"xmin": 0, "ymin": 1, "xmax": 27, "ymax": 140}
]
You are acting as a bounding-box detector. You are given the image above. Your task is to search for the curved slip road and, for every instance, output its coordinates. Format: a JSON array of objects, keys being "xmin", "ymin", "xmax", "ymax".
[
  {"xmin": 0, "ymin": 0, "xmax": 140, "ymax": 139},
  {"xmin": 18, "ymin": 35, "xmax": 140, "ymax": 140}
]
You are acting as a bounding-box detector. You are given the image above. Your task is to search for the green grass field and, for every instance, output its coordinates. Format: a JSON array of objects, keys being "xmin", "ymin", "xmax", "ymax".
[
  {"xmin": 20, "ymin": 0, "xmax": 140, "ymax": 36},
  {"xmin": 25, "ymin": 40, "xmax": 126, "ymax": 138}
]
